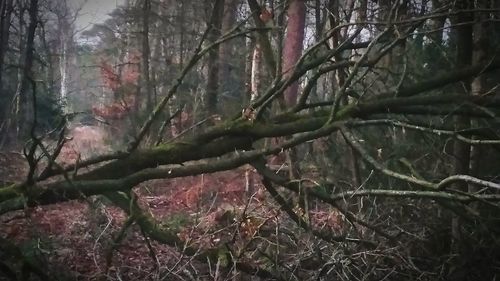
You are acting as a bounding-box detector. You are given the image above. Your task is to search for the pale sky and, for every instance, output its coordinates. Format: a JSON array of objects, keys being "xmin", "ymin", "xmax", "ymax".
[{"xmin": 73, "ymin": 0, "xmax": 125, "ymax": 32}]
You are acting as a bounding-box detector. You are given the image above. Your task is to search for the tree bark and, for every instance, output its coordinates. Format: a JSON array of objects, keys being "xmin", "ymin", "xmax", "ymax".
[
  {"xmin": 469, "ymin": 0, "xmax": 490, "ymax": 206},
  {"xmin": 218, "ymin": 0, "xmax": 239, "ymax": 96},
  {"xmin": 250, "ymin": 43, "xmax": 262, "ymax": 102},
  {"xmin": 244, "ymin": 36, "xmax": 254, "ymax": 103},
  {"xmin": 204, "ymin": 0, "xmax": 225, "ymax": 116},
  {"xmin": 282, "ymin": 0, "xmax": 306, "ymax": 107},
  {"xmin": 0, "ymin": 0, "xmax": 13, "ymax": 92},
  {"xmin": 57, "ymin": 10, "xmax": 70, "ymax": 110},
  {"xmin": 429, "ymin": 0, "xmax": 447, "ymax": 45},
  {"xmin": 142, "ymin": 0, "xmax": 152, "ymax": 111},
  {"xmin": 450, "ymin": 0, "xmax": 473, "ymax": 262},
  {"xmin": 15, "ymin": 0, "xmax": 38, "ymax": 138},
  {"xmin": 247, "ymin": 0, "xmax": 276, "ymax": 75},
  {"xmin": 281, "ymin": 0, "xmax": 307, "ymax": 180}
]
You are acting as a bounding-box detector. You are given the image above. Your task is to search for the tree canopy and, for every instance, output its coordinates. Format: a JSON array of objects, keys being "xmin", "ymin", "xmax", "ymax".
[{"xmin": 1, "ymin": 0, "xmax": 500, "ymax": 280}]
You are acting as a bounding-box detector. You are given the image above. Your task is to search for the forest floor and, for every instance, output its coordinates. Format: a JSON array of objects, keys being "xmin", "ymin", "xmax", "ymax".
[
  {"xmin": 0, "ymin": 126, "xmax": 273, "ymax": 280},
  {"xmin": 0, "ymin": 125, "xmax": 343, "ymax": 280}
]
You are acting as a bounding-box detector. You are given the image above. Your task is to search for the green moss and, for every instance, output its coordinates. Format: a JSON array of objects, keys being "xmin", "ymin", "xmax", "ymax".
[
  {"xmin": 152, "ymin": 142, "xmax": 177, "ymax": 151},
  {"xmin": 0, "ymin": 184, "xmax": 21, "ymax": 202},
  {"xmin": 161, "ymin": 212, "xmax": 191, "ymax": 233},
  {"xmin": 335, "ymin": 103, "xmax": 357, "ymax": 120}
]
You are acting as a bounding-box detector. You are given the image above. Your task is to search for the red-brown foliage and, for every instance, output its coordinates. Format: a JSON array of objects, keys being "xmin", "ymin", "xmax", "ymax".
[
  {"xmin": 100, "ymin": 60, "xmax": 120, "ymax": 91},
  {"xmin": 96, "ymin": 51, "xmax": 140, "ymax": 120},
  {"xmin": 99, "ymin": 51, "xmax": 140, "ymax": 91},
  {"xmin": 58, "ymin": 125, "xmax": 110, "ymax": 163},
  {"xmin": 91, "ymin": 102, "xmax": 131, "ymax": 120}
]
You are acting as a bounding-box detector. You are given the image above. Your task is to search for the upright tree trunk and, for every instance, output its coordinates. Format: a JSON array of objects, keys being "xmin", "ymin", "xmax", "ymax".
[
  {"xmin": 218, "ymin": 0, "xmax": 238, "ymax": 96},
  {"xmin": 39, "ymin": 24, "xmax": 55, "ymax": 103},
  {"xmin": 376, "ymin": 0, "xmax": 391, "ymax": 68},
  {"xmin": 328, "ymin": 0, "xmax": 346, "ymax": 104},
  {"xmin": 282, "ymin": 0, "xmax": 307, "ymax": 83},
  {"xmin": 329, "ymin": 0, "xmax": 363, "ymax": 197},
  {"xmin": 204, "ymin": 0, "xmax": 225, "ymax": 116},
  {"xmin": 142, "ymin": 0, "xmax": 152, "ymax": 111},
  {"xmin": 15, "ymin": 0, "xmax": 38, "ymax": 138},
  {"xmin": 429, "ymin": 0, "xmax": 447, "ymax": 45},
  {"xmin": 0, "ymin": 0, "xmax": 13, "ymax": 92},
  {"xmin": 282, "ymin": 0, "xmax": 306, "ymax": 107},
  {"xmin": 250, "ymin": 43, "xmax": 262, "ymax": 103},
  {"xmin": 450, "ymin": 0, "xmax": 473, "ymax": 257},
  {"xmin": 166, "ymin": 0, "xmax": 182, "ymax": 137},
  {"xmin": 244, "ymin": 36, "xmax": 254, "ymax": 104},
  {"xmin": 163, "ymin": 35, "xmax": 180, "ymax": 137},
  {"xmin": 58, "ymin": 14, "xmax": 70, "ymax": 110},
  {"xmin": 247, "ymin": 0, "xmax": 276, "ymax": 76},
  {"xmin": 469, "ymin": 0, "xmax": 490, "ymax": 206},
  {"xmin": 0, "ymin": 0, "xmax": 13, "ymax": 146},
  {"xmin": 281, "ymin": 0, "xmax": 306, "ymax": 180},
  {"xmin": 357, "ymin": 0, "xmax": 367, "ymax": 24},
  {"xmin": 14, "ymin": 3, "xmax": 26, "ymax": 130},
  {"xmin": 151, "ymin": 29, "xmax": 162, "ymax": 106}
]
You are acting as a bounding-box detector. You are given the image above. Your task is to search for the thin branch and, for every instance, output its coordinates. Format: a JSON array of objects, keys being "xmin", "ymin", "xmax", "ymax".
[
  {"xmin": 341, "ymin": 128, "xmax": 500, "ymax": 194},
  {"xmin": 327, "ymin": 28, "xmax": 390, "ymax": 122},
  {"xmin": 252, "ymin": 158, "xmax": 347, "ymax": 243},
  {"xmin": 345, "ymin": 119, "xmax": 500, "ymax": 145},
  {"xmin": 341, "ymin": 128, "xmax": 437, "ymax": 189},
  {"xmin": 437, "ymin": 175, "xmax": 500, "ymax": 191},
  {"xmin": 251, "ymin": 157, "xmax": 393, "ymax": 241},
  {"xmin": 155, "ymin": 105, "xmax": 183, "ymax": 146},
  {"xmin": 328, "ymin": 189, "xmax": 500, "ymax": 203},
  {"xmin": 128, "ymin": 15, "xmax": 254, "ymax": 152}
]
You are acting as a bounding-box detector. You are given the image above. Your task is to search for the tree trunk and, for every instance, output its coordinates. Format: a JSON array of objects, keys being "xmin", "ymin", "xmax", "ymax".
[
  {"xmin": 218, "ymin": 0, "xmax": 238, "ymax": 96},
  {"xmin": 328, "ymin": 0, "xmax": 346, "ymax": 104},
  {"xmin": 38, "ymin": 24, "xmax": 55, "ymax": 104},
  {"xmin": 469, "ymin": 0, "xmax": 490, "ymax": 206},
  {"xmin": 0, "ymin": 0, "xmax": 13, "ymax": 92},
  {"xmin": 204, "ymin": 0, "xmax": 225, "ymax": 116},
  {"xmin": 58, "ymin": 18, "xmax": 69, "ymax": 110},
  {"xmin": 15, "ymin": 0, "xmax": 38, "ymax": 139},
  {"xmin": 142, "ymin": 0, "xmax": 152, "ymax": 111},
  {"xmin": 281, "ymin": 0, "xmax": 306, "ymax": 180},
  {"xmin": 177, "ymin": 0, "xmax": 185, "ymax": 69},
  {"xmin": 244, "ymin": 36, "xmax": 254, "ymax": 104},
  {"xmin": 250, "ymin": 43, "xmax": 262, "ymax": 103},
  {"xmin": 247, "ymin": 0, "xmax": 276, "ymax": 76},
  {"xmin": 429, "ymin": 0, "xmax": 447, "ymax": 45},
  {"xmin": 282, "ymin": 0, "xmax": 306, "ymax": 107},
  {"xmin": 450, "ymin": 0, "xmax": 473, "ymax": 260}
]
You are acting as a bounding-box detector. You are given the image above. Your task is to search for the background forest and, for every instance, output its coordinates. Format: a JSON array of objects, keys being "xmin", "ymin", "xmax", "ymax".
[{"xmin": 1, "ymin": 0, "xmax": 500, "ymax": 280}]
